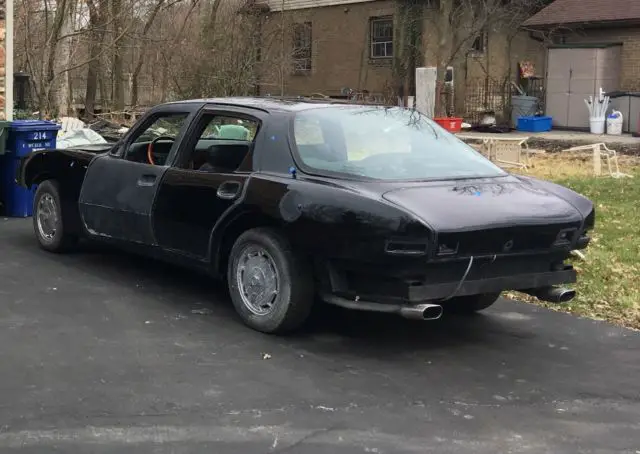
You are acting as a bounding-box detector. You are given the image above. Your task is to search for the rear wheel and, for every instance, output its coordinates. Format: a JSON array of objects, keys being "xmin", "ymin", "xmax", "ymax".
[
  {"xmin": 33, "ymin": 180, "xmax": 78, "ymax": 253},
  {"xmin": 227, "ymin": 227, "xmax": 314, "ymax": 334},
  {"xmin": 443, "ymin": 292, "xmax": 501, "ymax": 314}
]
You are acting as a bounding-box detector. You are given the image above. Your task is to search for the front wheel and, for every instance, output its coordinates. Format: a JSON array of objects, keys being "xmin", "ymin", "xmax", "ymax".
[
  {"xmin": 227, "ymin": 227, "xmax": 314, "ymax": 334},
  {"xmin": 443, "ymin": 292, "xmax": 501, "ymax": 314},
  {"xmin": 33, "ymin": 180, "xmax": 78, "ymax": 253}
]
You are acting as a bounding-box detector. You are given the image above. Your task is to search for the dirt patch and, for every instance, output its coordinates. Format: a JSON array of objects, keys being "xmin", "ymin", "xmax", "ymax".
[
  {"xmin": 527, "ymin": 138, "xmax": 640, "ymax": 156},
  {"xmin": 522, "ymin": 152, "xmax": 640, "ymax": 179}
]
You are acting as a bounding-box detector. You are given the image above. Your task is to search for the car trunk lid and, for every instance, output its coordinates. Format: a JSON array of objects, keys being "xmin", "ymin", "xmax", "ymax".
[{"xmin": 381, "ymin": 179, "xmax": 582, "ymax": 256}]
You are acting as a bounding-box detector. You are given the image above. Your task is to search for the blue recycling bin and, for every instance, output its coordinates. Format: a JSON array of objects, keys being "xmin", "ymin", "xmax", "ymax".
[{"xmin": 0, "ymin": 120, "xmax": 61, "ymax": 217}]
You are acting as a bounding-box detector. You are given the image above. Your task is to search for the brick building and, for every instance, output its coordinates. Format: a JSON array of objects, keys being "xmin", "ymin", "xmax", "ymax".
[
  {"xmin": 525, "ymin": 0, "xmax": 640, "ymax": 129},
  {"xmin": 255, "ymin": 0, "xmax": 546, "ymax": 115},
  {"xmin": 525, "ymin": 0, "xmax": 640, "ymax": 92}
]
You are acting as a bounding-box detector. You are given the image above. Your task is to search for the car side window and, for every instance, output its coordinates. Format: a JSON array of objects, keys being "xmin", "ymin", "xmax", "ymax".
[
  {"xmin": 179, "ymin": 114, "xmax": 260, "ymax": 172},
  {"xmin": 294, "ymin": 116, "xmax": 325, "ymax": 145},
  {"xmin": 294, "ymin": 115, "xmax": 350, "ymax": 163},
  {"xmin": 124, "ymin": 113, "xmax": 189, "ymax": 166}
]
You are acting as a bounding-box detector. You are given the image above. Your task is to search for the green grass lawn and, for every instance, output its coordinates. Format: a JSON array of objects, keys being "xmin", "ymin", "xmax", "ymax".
[{"xmin": 508, "ymin": 154, "xmax": 640, "ymax": 330}]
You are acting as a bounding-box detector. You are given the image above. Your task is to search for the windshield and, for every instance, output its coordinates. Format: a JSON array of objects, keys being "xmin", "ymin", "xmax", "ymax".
[{"xmin": 292, "ymin": 106, "xmax": 506, "ymax": 181}]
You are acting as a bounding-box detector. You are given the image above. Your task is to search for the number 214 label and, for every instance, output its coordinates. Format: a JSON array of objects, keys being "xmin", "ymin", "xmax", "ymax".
[{"xmin": 31, "ymin": 132, "xmax": 49, "ymax": 140}]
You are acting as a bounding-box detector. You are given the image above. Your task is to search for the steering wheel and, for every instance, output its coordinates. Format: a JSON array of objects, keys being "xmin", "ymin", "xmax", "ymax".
[{"xmin": 146, "ymin": 136, "xmax": 175, "ymax": 165}]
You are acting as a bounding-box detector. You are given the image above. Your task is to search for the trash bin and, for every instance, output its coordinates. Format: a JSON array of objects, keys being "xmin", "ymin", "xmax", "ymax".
[
  {"xmin": 606, "ymin": 110, "xmax": 624, "ymax": 135},
  {"xmin": 511, "ymin": 95, "xmax": 539, "ymax": 129},
  {"xmin": 606, "ymin": 91, "xmax": 640, "ymax": 134},
  {"xmin": 0, "ymin": 120, "xmax": 61, "ymax": 217}
]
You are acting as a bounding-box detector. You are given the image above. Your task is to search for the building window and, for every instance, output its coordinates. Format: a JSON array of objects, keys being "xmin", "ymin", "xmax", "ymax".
[
  {"xmin": 472, "ymin": 30, "xmax": 486, "ymax": 53},
  {"xmin": 293, "ymin": 22, "xmax": 312, "ymax": 73},
  {"xmin": 370, "ymin": 17, "xmax": 393, "ymax": 59}
]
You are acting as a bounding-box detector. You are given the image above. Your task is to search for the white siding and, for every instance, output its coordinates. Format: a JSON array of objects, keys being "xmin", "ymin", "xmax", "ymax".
[{"xmin": 257, "ymin": 0, "xmax": 377, "ymax": 12}]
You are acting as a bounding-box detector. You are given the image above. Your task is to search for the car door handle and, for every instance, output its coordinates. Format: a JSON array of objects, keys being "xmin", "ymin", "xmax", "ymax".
[
  {"xmin": 217, "ymin": 181, "xmax": 242, "ymax": 200},
  {"xmin": 137, "ymin": 174, "xmax": 157, "ymax": 187}
]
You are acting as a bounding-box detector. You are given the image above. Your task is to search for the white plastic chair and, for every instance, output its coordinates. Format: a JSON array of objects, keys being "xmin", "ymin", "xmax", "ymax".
[{"xmin": 562, "ymin": 143, "xmax": 632, "ymax": 178}]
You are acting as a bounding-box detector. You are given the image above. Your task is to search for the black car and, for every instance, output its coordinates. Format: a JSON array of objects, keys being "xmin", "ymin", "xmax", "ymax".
[{"xmin": 18, "ymin": 97, "xmax": 594, "ymax": 334}]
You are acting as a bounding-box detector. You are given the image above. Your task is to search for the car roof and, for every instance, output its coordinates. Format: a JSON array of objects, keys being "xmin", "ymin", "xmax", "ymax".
[{"xmin": 163, "ymin": 96, "xmax": 386, "ymax": 113}]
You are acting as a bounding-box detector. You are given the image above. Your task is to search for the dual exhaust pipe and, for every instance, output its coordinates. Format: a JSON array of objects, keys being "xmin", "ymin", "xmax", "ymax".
[
  {"xmin": 522, "ymin": 286, "xmax": 576, "ymax": 304},
  {"xmin": 399, "ymin": 304, "xmax": 443, "ymax": 321},
  {"xmin": 397, "ymin": 286, "xmax": 576, "ymax": 321},
  {"xmin": 321, "ymin": 294, "xmax": 444, "ymax": 321},
  {"xmin": 323, "ymin": 285, "xmax": 575, "ymax": 322}
]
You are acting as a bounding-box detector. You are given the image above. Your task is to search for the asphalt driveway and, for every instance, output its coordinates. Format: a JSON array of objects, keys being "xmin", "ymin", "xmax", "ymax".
[{"xmin": 0, "ymin": 217, "xmax": 639, "ymax": 453}]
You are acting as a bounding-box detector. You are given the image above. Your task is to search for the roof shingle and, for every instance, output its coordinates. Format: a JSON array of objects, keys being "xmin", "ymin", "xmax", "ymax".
[{"xmin": 524, "ymin": 0, "xmax": 640, "ymax": 27}]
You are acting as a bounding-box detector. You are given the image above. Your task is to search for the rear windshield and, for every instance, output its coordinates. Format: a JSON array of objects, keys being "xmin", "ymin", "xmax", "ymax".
[{"xmin": 292, "ymin": 106, "xmax": 506, "ymax": 181}]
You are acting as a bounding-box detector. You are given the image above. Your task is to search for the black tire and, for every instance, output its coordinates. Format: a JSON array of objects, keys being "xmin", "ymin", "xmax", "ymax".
[
  {"xmin": 227, "ymin": 227, "xmax": 314, "ymax": 334},
  {"xmin": 443, "ymin": 292, "xmax": 501, "ymax": 314},
  {"xmin": 32, "ymin": 180, "xmax": 78, "ymax": 253}
]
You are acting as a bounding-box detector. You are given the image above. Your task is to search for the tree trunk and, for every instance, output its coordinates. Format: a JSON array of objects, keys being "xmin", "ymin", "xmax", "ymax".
[
  {"xmin": 130, "ymin": 64, "xmax": 142, "ymax": 107},
  {"xmin": 251, "ymin": 12, "xmax": 264, "ymax": 96},
  {"xmin": 158, "ymin": 0, "xmax": 201, "ymax": 102},
  {"xmin": 130, "ymin": 0, "xmax": 166, "ymax": 106},
  {"xmin": 111, "ymin": 0, "xmax": 125, "ymax": 112},
  {"xmin": 160, "ymin": 63, "xmax": 169, "ymax": 102},
  {"xmin": 391, "ymin": 0, "xmax": 422, "ymax": 105},
  {"xmin": 44, "ymin": 0, "xmax": 68, "ymax": 116},
  {"xmin": 392, "ymin": 3, "xmax": 407, "ymax": 101},
  {"xmin": 435, "ymin": 0, "xmax": 453, "ymax": 117},
  {"xmin": 406, "ymin": 0, "xmax": 421, "ymax": 102},
  {"xmin": 85, "ymin": 60, "xmax": 100, "ymax": 118},
  {"xmin": 84, "ymin": 0, "xmax": 107, "ymax": 119},
  {"xmin": 99, "ymin": 71, "xmax": 109, "ymax": 110},
  {"xmin": 54, "ymin": 0, "xmax": 75, "ymax": 117},
  {"xmin": 454, "ymin": 57, "xmax": 468, "ymax": 115}
]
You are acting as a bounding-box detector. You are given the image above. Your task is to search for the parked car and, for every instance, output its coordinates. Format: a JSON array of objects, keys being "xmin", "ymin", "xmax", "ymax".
[{"xmin": 18, "ymin": 97, "xmax": 594, "ymax": 334}]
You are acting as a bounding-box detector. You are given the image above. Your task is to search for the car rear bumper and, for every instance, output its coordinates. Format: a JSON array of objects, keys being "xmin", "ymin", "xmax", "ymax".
[
  {"xmin": 407, "ymin": 266, "xmax": 576, "ymax": 302},
  {"xmin": 319, "ymin": 254, "xmax": 577, "ymax": 306}
]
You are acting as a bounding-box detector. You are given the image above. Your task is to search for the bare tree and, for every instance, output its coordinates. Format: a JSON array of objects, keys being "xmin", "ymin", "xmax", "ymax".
[
  {"xmin": 157, "ymin": 0, "xmax": 202, "ymax": 101},
  {"xmin": 393, "ymin": 0, "xmax": 423, "ymax": 102},
  {"xmin": 84, "ymin": 0, "xmax": 108, "ymax": 118},
  {"xmin": 419, "ymin": 0, "xmax": 547, "ymax": 116},
  {"xmin": 110, "ymin": 0, "xmax": 125, "ymax": 110},
  {"xmin": 16, "ymin": 0, "xmax": 136, "ymax": 117},
  {"xmin": 130, "ymin": 0, "xmax": 183, "ymax": 106},
  {"xmin": 53, "ymin": 0, "xmax": 76, "ymax": 115},
  {"xmin": 256, "ymin": 8, "xmax": 325, "ymax": 97},
  {"xmin": 16, "ymin": 0, "xmax": 84, "ymax": 116},
  {"xmin": 162, "ymin": 0, "xmax": 284, "ymax": 100}
]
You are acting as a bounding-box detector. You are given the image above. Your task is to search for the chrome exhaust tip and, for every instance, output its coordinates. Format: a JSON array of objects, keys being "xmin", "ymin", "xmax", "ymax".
[
  {"xmin": 399, "ymin": 303, "xmax": 443, "ymax": 321},
  {"xmin": 524, "ymin": 286, "xmax": 576, "ymax": 304}
]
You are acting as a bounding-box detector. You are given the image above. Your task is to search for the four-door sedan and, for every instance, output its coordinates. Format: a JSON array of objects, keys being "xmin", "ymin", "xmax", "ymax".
[{"xmin": 18, "ymin": 97, "xmax": 594, "ymax": 334}]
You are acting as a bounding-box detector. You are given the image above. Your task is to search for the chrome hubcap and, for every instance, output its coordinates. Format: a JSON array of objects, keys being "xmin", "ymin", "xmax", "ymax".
[
  {"xmin": 236, "ymin": 245, "xmax": 279, "ymax": 316},
  {"xmin": 36, "ymin": 193, "xmax": 58, "ymax": 242}
]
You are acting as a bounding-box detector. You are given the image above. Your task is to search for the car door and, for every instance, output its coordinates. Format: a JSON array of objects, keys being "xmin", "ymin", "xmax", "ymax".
[
  {"xmin": 78, "ymin": 105, "xmax": 198, "ymax": 244},
  {"xmin": 151, "ymin": 107, "xmax": 264, "ymax": 259}
]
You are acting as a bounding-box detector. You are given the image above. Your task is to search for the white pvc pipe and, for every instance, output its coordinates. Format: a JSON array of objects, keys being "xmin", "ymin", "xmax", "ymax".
[{"xmin": 5, "ymin": 0, "xmax": 14, "ymax": 121}]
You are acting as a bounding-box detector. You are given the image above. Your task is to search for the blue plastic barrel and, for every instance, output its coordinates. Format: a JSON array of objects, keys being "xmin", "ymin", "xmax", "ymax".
[{"xmin": 0, "ymin": 120, "xmax": 61, "ymax": 217}]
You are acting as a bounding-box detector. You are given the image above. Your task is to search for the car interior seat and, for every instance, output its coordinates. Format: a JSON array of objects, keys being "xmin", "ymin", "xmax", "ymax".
[
  {"xmin": 199, "ymin": 143, "xmax": 251, "ymax": 173},
  {"xmin": 216, "ymin": 124, "xmax": 250, "ymax": 140}
]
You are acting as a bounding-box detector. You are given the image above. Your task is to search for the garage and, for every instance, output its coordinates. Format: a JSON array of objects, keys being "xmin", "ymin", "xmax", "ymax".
[
  {"xmin": 524, "ymin": 0, "xmax": 640, "ymax": 131},
  {"xmin": 545, "ymin": 44, "xmax": 622, "ymax": 129}
]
